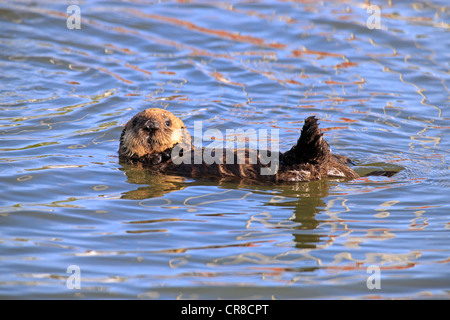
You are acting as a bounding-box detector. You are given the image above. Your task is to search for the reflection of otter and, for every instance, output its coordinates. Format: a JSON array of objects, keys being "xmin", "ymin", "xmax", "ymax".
[
  {"xmin": 119, "ymin": 162, "xmax": 189, "ymax": 199},
  {"xmin": 121, "ymin": 159, "xmax": 331, "ymax": 250},
  {"xmin": 265, "ymin": 180, "xmax": 331, "ymax": 249},
  {"xmin": 119, "ymin": 108, "xmax": 360, "ymax": 182},
  {"xmin": 121, "ymin": 150, "xmax": 337, "ymax": 251}
]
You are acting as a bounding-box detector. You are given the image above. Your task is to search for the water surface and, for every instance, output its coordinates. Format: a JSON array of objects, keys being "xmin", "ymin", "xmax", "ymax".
[{"xmin": 0, "ymin": 0, "xmax": 449, "ymax": 299}]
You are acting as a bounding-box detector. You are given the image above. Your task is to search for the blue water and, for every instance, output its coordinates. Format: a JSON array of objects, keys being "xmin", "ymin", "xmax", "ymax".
[{"xmin": 0, "ymin": 0, "xmax": 449, "ymax": 299}]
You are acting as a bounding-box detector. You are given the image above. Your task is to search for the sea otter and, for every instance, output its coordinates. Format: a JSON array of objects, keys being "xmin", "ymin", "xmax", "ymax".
[{"xmin": 118, "ymin": 108, "xmax": 363, "ymax": 182}]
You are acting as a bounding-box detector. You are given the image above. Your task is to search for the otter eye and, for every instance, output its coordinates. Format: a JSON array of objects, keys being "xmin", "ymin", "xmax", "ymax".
[{"xmin": 165, "ymin": 120, "xmax": 172, "ymax": 127}]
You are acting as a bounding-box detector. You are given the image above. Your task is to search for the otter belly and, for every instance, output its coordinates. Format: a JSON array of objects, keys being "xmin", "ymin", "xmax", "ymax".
[{"xmin": 156, "ymin": 148, "xmax": 359, "ymax": 182}]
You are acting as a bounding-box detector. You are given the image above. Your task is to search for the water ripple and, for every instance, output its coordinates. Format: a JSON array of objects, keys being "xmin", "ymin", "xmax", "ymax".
[{"xmin": 0, "ymin": 0, "xmax": 449, "ymax": 299}]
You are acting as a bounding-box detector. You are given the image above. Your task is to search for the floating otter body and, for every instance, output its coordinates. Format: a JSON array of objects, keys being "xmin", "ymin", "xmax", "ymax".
[{"xmin": 118, "ymin": 108, "xmax": 361, "ymax": 182}]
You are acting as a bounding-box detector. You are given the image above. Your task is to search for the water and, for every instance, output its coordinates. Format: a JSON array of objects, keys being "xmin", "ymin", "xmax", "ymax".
[{"xmin": 0, "ymin": 0, "xmax": 449, "ymax": 299}]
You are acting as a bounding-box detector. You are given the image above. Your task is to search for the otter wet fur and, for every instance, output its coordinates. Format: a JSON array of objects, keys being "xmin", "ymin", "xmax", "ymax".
[{"xmin": 118, "ymin": 108, "xmax": 362, "ymax": 183}]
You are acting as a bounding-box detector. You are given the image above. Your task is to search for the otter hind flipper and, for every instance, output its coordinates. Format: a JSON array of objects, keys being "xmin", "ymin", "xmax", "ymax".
[{"xmin": 282, "ymin": 116, "xmax": 331, "ymax": 165}]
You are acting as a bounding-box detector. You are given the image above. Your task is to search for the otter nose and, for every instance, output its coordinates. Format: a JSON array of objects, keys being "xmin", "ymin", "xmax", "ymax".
[{"xmin": 144, "ymin": 119, "xmax": 160, "ymax": 131}]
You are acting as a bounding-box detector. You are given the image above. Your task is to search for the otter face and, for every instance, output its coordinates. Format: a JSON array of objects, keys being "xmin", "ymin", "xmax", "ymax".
[{"xmin": 119, "ymin": 108, "xmax": 191, "ymax": 160}]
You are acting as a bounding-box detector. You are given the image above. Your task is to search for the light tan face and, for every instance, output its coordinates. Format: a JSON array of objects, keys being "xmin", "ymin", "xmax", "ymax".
[{"xmin": 119, "ymin": 108, "xmax": 191, "ymax": 159}]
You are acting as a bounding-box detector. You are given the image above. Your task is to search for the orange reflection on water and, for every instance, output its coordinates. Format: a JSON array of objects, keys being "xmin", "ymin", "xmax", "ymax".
[
  {"xmin": 324, "ymin": 263, "xmax": 416, "ymax": 272},
  {"xmin": 335, "ymin": 61, "xmax": 357, "ymax": 69},
  {"xmin": 321, "ymin": 126, "xmax": 349, "ymax": 132},
  {"xmin": 97, "ymin": 67, "xmax": 133, "ymax": 84},
  {"xmin": 127, "ymin": 9, "xmax": 286, "ymax": 49},
  {"xmin": 292, "ymin": 49, "xmax": 344, "ymax": 58},
  {"xmin": 210, "ymin": 71, "xmax": 244, "ymax": 87},
  {"xmin": 324, "ymin": 80, "xmax": 365, "ymax": 85},
  {"xmin": 158, "ymin": 71, "xmax": 177, "ymax": 75},
  {"xmin": 125, "ymin": 63, "xmax": 152, "ymax": 75}
]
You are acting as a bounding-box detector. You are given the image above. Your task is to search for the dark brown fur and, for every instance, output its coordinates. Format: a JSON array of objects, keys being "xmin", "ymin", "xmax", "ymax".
[{"xmin": 119, "ymin": 109, "xmax": 360, "ymax": 182}]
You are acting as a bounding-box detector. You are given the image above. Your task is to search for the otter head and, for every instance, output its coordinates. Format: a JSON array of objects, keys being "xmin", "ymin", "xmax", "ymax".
[{"xmin": 119, "ymin": 108, "xmax": 191, "ymax": 160}]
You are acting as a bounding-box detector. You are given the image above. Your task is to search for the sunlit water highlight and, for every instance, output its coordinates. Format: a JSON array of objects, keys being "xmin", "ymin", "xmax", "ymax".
[{"xmin": 0, "ymin": 0, "xmax": 449, "ymax": 299}]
